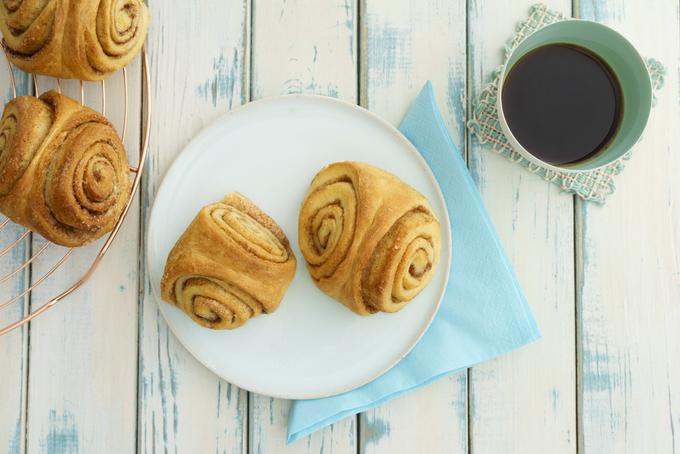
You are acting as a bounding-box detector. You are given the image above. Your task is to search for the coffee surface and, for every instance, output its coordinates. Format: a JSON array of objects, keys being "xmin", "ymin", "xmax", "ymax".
[{"xmin": 501, "ymin": 44, "xmax": 622, "ymax": 165}]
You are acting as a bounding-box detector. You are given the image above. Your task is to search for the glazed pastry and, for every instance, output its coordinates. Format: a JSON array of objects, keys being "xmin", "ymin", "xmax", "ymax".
[
  {"xmin": 0, "ymin": 0, "xmax": 149, "ymax": 80},
  {"xmin": 160, "ymin": 193, "xmax": 297, "ymax": 330},
  {"xmin": 0, "ymin": 90, "xmax": 131, "ymax": 246},
  {"xmin": 298, "ymin": 162, "xmax": 441, "ymax": 315}
]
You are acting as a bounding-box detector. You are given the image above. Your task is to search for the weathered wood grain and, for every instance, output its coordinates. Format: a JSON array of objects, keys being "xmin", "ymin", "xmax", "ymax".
[
  {"xmin": 22, "ymin": 63, "xmax": 142, "ymax": 453},
  {"xmin": 2, "ymin": 2, "xmax": 677, "ymax": 453},
  {"xmin": 358, "ymin": 1, "xmax": 468, "ymax": 452},
  {"xmin": 467, "ymin": 1, "xmax": 577, "ymax": 453},
  {"xmin": 137, "ymin": 1, "xmax": 250, "ymax": 453},
  {"xmin": 576, "ymin": 1, "xmax": 680, "ymax": 453},
  {"xmin": 248, "ymin": 0, "xmax": 357, "ymax": 452},
  {"xmin": 0, "ymin": 67, "xmax": 30, "ymax": 454}
]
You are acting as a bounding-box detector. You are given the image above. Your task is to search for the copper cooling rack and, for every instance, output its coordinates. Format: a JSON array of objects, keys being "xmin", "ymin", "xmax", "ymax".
[{"xmin": 0, "ymin": 47, "xmax": 151, "ymax": 336}]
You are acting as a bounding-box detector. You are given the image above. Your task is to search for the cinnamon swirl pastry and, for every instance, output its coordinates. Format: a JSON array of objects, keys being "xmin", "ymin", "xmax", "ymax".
[
  {"xmin": 298, "ymin": 162, "xmax": 441, "ymax": 315},
  {"xmin": 160, "ymin": 193, "xmax": 297, "ymax": 330},
  {"xmin": 0, "ymin": 90, "xmax": 131, "ymax": 246},
  {"xmin": 0, "ymin": 0, "xmax": 149, "ymax": 80}
]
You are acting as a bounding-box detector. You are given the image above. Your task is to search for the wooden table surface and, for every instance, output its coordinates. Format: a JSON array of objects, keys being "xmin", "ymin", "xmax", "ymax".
[{"xmin": 1, "ymin": 1, "xmax": 679, "ymax": 453}]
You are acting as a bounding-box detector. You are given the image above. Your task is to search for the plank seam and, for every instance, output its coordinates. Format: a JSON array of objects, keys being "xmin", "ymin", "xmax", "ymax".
[
  {"xmin": 247, "ymin": 0, "xmax": 254, "ymax": 105},
  {"xmin": 22, "ymin": 71, "xmax": 37, "ymax": 454},
  {"xmin": 245, "ymin": 1, "xmax": 253, "ymax": 452},
  {"xmin": 673, "ymin": 10, "xmax": 679, "ymax": 453},
  {"xmin": 465, "ymin": 1, "xmax": 472, "ymax": 452},
  {"xmin": 464, "ymin": 0, "xmax": 471, "ymax": 165},
  {"xmin": 23, "ymin": 236, "xmax": 32, "ymax": 454},
  {"xmin": 358, "ymin": 0, "xmax": 367, "ymax": 108},
  {"xmin": 356, "ymin": 0, "xmax": 363, "ymax": 451},
  {"xmin": 574, "ymin": 195, "xmax": 583, "ymax": 454},
  {"xmin": 574, "ymin": 196, "xmax": 584, "ymax": 453},
  {"xmin": 571, "ymin": 5, "xmax": 584, "ymax": 454},
  {"xmin": 135, "ymin": 48, "xmax": 148, "ymax": 454}
]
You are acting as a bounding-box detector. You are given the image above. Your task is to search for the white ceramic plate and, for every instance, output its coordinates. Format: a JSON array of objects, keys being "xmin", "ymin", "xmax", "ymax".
[{"xmin": 148, "ymin": 95, "xmax": 451, "ymax": 399}]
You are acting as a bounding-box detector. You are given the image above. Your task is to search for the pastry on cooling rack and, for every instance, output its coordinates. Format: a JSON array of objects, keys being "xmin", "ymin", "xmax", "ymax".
[
  {"xmin": 0, "ymin": 0, "xmax": 149, "ymax": 80},
  {"xmin": 161, "ymin": 193, "xmax": 297, "ymax": 330},
  {"xmin": 0, "ymin": 90, "xmax": 131, "ymax": 247},
  {"xmin": 298, "ymin": 162, "xmax": 442, "ymax": 315}
]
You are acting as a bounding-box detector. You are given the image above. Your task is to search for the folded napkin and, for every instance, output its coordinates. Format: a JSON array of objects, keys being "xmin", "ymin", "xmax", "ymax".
[{"xmin": 287, "ymin": 82, "xmax": 541, "ymax": 443}]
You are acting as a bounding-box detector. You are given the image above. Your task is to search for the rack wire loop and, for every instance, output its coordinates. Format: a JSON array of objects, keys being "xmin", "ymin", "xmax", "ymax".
[{"xmin": 0, "ymin": 46, "xmax": 151, "ymax": 337}]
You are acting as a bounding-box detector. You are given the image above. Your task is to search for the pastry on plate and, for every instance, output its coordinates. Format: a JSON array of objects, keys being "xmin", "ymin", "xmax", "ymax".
[
  {"xmin": 298, "ymin": 161, "xmax": 442, "ymax": 315},
  {"xmin": 0, "ymin": 0, "xmax": 150, "ymax": 80},
  {"xmin": 161, "ymin": 193, "xmax": 297, "ymax": 330},
  {"xmin": 0, "ymin": 90, "xmax": 131, "ymax": 246}
]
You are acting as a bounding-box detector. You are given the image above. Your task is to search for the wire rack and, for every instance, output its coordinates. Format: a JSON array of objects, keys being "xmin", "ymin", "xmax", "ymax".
[{"xmin": 0, "ymin": 47, "xmax": 151, "ymax": 336}]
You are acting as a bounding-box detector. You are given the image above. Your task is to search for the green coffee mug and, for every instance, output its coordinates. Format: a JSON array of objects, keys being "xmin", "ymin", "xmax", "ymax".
[{"xmin": 497, "ymin": 20, "xmax": 652, "ymax": 173}]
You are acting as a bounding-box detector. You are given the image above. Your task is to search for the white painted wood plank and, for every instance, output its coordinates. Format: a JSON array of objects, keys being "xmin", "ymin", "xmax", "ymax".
[
  {"xmin": 576, "ymin": 1, "xmax": 680, "ymax": 453},
  {"xmin": 358, "ymin": 1, "xmax": 468, "ymax": 452},
  {"xmin": 138, "ymin": 1, "xmax": 249, "ymax": 453},
  {"xmin": 251, "ymin": 0, "xmax": 357, "ymax": 101},
  {"xmin": 23, "ymin": 62, "xmax": 142, "ymax": 454},
  {"xmin": 359, "ymin": 376, "xmax": 467, "ymax": 454},
  {"xmin": 0, "ymin": 68, "xmax": 31, "ymax": 454},
  {"xmin": 248, "ymin": 0, "xmax": 357, "ymax": 452},
  {"xmin": 467, "ymin": 2, "xmax": 577, "ymax": 453}
]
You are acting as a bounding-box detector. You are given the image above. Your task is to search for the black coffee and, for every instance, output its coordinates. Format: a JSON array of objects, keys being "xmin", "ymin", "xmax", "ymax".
[{"xmin": 501, "ymin": 44, "xmax": 622, "ymax": 165}]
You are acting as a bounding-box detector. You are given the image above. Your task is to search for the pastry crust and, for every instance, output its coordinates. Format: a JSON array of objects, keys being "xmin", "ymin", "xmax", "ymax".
[
  {"xmin": 0, "ymin": 0, "xmax": 150, "ymax": 80},
  {"xmin": 0, "ymin": 90, "xmax": 131, "ymax": 246},
  {"xmin": 160, "ymin": 193, "xmax": 297, "ymax": 330},
  {"xmin": 298, "ymin": 162, "xmax": 442, "ymax": 315}
]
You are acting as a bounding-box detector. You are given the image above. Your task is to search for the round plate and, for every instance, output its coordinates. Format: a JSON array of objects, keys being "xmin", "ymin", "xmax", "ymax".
[{"xmin": 147, "ymin": 95, "xmax": 452, "ymax": 399}]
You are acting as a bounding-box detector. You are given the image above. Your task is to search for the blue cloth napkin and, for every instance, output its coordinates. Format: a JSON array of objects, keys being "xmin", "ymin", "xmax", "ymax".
[{"xmin": 287, "ymin": 82, "xmax": 541, "ymax": 443}]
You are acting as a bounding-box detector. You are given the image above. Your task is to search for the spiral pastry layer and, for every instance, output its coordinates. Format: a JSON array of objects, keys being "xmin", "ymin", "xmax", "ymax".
[
  {"xmin": 160, "ymin": 193, "xmax": 297, "ymax": 330},
  {"xmin": 299, "ymin": 162, "xmax": 442, "ymax": 315},
  {"xmin": 0, "ymin": 0, "xmax": 149, "ymax": 80},
  {"xmin": 0, "ymin": 90, "xmax": 131, "ymax": 246}
]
